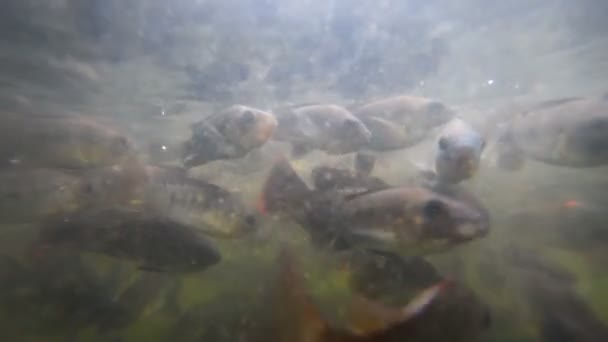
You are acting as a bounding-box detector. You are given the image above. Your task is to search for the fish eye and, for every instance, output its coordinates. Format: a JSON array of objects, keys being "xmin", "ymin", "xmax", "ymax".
[
  {"xmin": 423, "ymin": 199, "xmax": 445, "ymax": 219},
  {"xmin": 438, "ymin": 137, "xmax": 449, "ymax": 151}
]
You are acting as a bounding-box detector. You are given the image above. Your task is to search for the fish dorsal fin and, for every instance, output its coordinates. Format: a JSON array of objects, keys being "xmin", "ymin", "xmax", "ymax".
[{"xmin": 259, "ymin": 157, "xmax": 311, "ymax": 214}]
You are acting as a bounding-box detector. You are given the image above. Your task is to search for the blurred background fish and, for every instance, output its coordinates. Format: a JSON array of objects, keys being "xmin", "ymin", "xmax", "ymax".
[
  {"xmin": 36, "ymin": 207, "xmax": 222, "ymax": 273},
  {"xmin": 492, "ymin": 95, "xmax": 608, "ymax": 169},
  {"xmin": 0, "ymin": 113, "xmax": 133, "ymax": 170},
  {"xmin": 352, "ymin": 96, "xmax": 455, "ymax": 152},
  {"xmin": 181, "ymin": 105, "xmax": 277, "ymax": 168},
  {"xmin": 272, "ymin": 104, "xmax": 371, "ymax": 157}
]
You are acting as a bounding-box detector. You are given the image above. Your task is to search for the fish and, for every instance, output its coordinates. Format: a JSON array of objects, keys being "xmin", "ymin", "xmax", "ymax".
[
  {"xmin": 142, "ymin": 165, "xmax": 259, "ymax": 239},
  {"xmin": 347, "ymin": 251, "xmax": 443, "ymax": 300},
  {"xmin": 499, "ymin": 96, "xmax": 608, "ymax": 168},
  {"xmin": 352, "ymin": 96, "xmax": 455, "ymax": 151},
  {"xmin": 433, "ymin": 118, "xmax": 486, "ymax": 184},
  {"xmin": 310, "ymin": 165, "xmax": 390, "ymax": 195},
  {"xmin": 0, "ymin": 113, "xmax": 133, "ymax": 170},
  {"xmin": 74, "ymin": 159, "xmax": 259, "ymax": 239},
  {"xmin": 36, "ymin": 207, "xmax": 222, "ymax": 273},
  {"xmin": 259, "ymin": 158, "xmax": 489, "ymax": 255},
  {"xmin": 272, "ymin": 104, "xmax": 371, "ymax": 157},
  {"xmin": 256, "ymin": 247, "xmax": 490, "ymax": 342},
  {"xmin": 426, "ymin": 183, "xmax": 491, "ymax": 229},
  {"xmin": 181, "ymin": 105, "xmax": 277, "ymax": 167},
  {"xmin": 411, "ymin": 118, "xmax": 486, "ymax": 185},
  {"xmin": 311, "ymin": 151, "xmax": 385, "ymax": 194}
]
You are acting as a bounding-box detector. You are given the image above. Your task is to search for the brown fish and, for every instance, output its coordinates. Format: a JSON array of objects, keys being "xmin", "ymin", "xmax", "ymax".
[
  {"xmin": 259, "ymin": 159, "xmax": 489, "ymax": 255},
  {"xmin": 272, "ymin": 104, "xmax": 371, "ymax": 156},
  {"xmin": 182, "ymin": 105, "xmax": 277, "ymax": 167},
  {"xmin": 353, "ymin": 96, "xmax": 454, "ymax": 151},
  {"xmin": 37, "ymin": 207, "xmax": 221, "ymax": 273},
  {"xmin": 142, "ymin": 165, "xmax": 259, "ymax": 239},
  {"xmin": 0, "ymin": 113, "xmax": 132, "ymax": 169},
  {"xmin": 0, "ymin": 159, "xmax": 148, "ymax": 224},
  {"xmin": 499, "ymin": 96, "xmax": 608, "ymax": 168},
  {"xmin": 257, "ymin": 248, "xmax": 489, "ymax": 342},
  {"xmin": 75, "ymin": 160, "xmax": 259, "ymax": 239}
]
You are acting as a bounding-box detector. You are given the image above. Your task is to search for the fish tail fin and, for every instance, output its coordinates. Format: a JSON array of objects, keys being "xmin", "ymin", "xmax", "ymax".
[
  {"xmin": 266, "ymin": 246, "xmax": 335, "ymax": 342},
  {"xmin": 257, "ymin": 157, "xmax": 312, "ymax": 215}
]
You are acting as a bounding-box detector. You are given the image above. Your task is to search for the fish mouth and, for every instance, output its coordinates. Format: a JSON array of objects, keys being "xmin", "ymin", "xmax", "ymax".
[
  {"xmin": 460, "ymin": 158, "xmax": 478, "ymax": 176},
  {"xmin": 453, "ymin": 151, "xmax": 480, "ymax": 176},
  {"xmin": 453, "ymin": 219, "xmax": 489, "ymax": 241}
]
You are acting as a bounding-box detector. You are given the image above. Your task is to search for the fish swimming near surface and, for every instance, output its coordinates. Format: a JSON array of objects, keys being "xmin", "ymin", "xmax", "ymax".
[
  {"xmin": 352, "ymin": 96, "xmax": 455, "ymax": 151},
  {"xmin": 259, "ymin": 158, "xmax": 489, "ymax": 255},
  {"xmin": 495, "ymin": 95, "xmax": 608, "ymax": 168},
  {"xmin": 272, "ymin": 104, "xmax": 372, "ymax": 157},
  {"xmin": 0, "ymin": 113, "xmax": 133, "ymax": 170},
  {"xmin": 181, "ymin": 105, "xmax": 278, "ymax": 167},
  {"xmin": 36, "ymin": 206, "xmax": 222, "ymax": 273}
]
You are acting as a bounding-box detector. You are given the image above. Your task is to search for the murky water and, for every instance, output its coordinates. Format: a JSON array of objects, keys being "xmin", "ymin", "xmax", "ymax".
[{"xmin": 1, "ymin": 1, "xmax": 608, "ymax": 341}]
